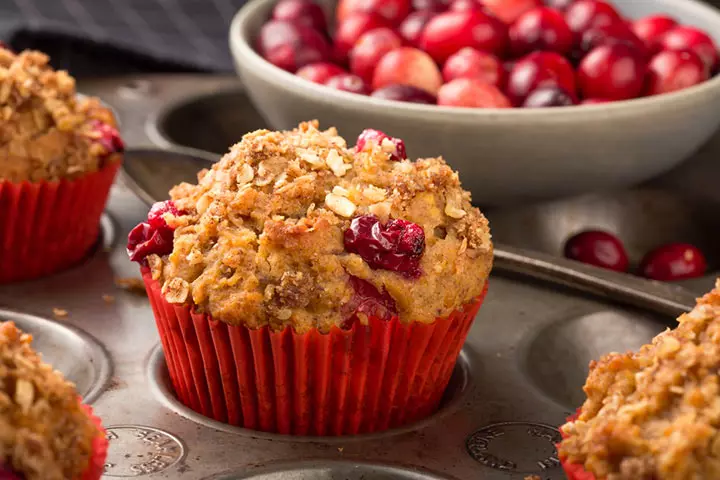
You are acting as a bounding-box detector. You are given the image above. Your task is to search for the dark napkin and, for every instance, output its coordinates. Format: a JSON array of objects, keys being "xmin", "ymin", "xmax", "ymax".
[{"xmin": 0, "ymin": 0, "xmax": 249, "ymax": 76}]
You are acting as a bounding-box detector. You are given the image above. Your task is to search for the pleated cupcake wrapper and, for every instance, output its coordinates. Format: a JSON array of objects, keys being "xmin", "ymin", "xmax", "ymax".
[
  {"xmin": 0, "ymin": 157, "xmax": 121, "ymax": 283},
  {"xmin": 79, "ymin": 401, "xmax": 108, "ymax": 480},
  {"xmin": 143, "ymin": 269, "xmax": 488, "ymax": 436},
  {"xmin": 558, "ymin": 410, "xmax": 598, "ymax": 480}
]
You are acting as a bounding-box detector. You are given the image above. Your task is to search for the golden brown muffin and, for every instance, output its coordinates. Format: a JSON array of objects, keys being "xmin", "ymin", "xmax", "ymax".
[
  {"xmin": 0, "ymin": 48, "xmax": 121, "ymax": 183},
  {"xmin": 137, "ymin": 121, "xmax": 492, "ymax": 334},
  {"xmin": 559, "ymin": 280, "xmax": 720, "ymax": 480}
]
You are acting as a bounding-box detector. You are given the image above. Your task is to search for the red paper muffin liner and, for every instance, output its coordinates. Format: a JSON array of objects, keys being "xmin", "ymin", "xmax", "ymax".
[
  {"xmin": 0, "ymin": 157, "xmax": 121, "ymax": 284},
  {"xmin": 558, "ymin": 410, "xmax": 598, "ymax": 480},
  {"xmin": 142, "ymin": 269, "xmax": 488, "ymax": 436},
  {"xmin": 79, "ymin": 401, "xmax": 108, "ymax": 480}
]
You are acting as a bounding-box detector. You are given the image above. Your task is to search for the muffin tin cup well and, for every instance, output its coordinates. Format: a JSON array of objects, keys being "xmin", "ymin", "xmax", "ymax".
[
  {"xmin": 0, "ymin": 156, "xmax": 121, "ymax": 284},
  {"xmin": 142, "ymin": 269, "xmax": 488, "ymax": 436}
]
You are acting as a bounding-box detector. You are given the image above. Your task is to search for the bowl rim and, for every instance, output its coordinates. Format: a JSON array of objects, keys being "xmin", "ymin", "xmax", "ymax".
[{"xmin": 229, "ymin": 0, "xmax": 720, "ymax": 118}]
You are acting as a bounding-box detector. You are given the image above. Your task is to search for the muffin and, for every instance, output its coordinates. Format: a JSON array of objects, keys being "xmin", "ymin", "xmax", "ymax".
[
  {"xmin": 558, "ymin": 280, "xmax": 720, "ymax": 480},
  {"xmin": 128, "ymin": 121, "xmax": 492, "ymax": 435},
  {"xmin": 0, "ymin": 321, "xmax": 107, "ymax": 480},
  {"xmin": 0, "ymin": 48, "xmax": 124, "ymax": 283}
]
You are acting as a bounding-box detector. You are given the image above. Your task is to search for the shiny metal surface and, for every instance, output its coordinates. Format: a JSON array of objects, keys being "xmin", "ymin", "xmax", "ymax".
[{"xmin": 207, "ymin": 461, "xmax": 452, "ymax": 479}]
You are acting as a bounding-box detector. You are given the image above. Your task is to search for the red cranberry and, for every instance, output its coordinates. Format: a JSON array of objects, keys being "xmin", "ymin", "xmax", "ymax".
[
  {"xmin": 344, "ymin": 215, "xmax": 426, "ymax": 278},
  {"xmin": 419, "ymin": 10, "xmax": 508, "ymax": 64},
  {"xmin": 631, "ymin": 15, "xmax": 677, "ymax": 53},
  {"xmin": 577, "ymin": 43, "xmax": 646, "ymax": 100},
  {"xmin": 325, "ymin": 73, "xmax": 370, "ymax": 94},
  {"xmin": 127, "ymin": 201, "xmax": 182, "ymax": 264},
  {"xmin": 564, "ymin": 0, "xmax": 621, "ymax": 35},
  {"xmin": 341, "ymin": 276, "xmax": 398, "ymax": 329},
  {"xmin": 296, "ymin": 62, "xmax": 346, "ymax": 83},
  {"xmin": 449, "ymin": 0, "xmax": 484, "ymax": 11},
  {"xmin": 356, "ymin": 128, "xmax": 407, "ymax": 160},
  {"xmin": 413, "ymin": 0, "xmax": 451, "ymax": 11},
  {"xmin": 509, "ymin": 7, "xmax": 574, "ymax": 57},
  {"xmin": 372, "ymin": 47, "xmax": 443, "ymax": 95},
  {"xmin": 506, "ymin": 51, "xmax": 576, "ymax": 105},
  {"xmin": 437, "ymin": 78, "xmax": 512, "ymax": 107},
  {"xmin": 334, "ymin": 13, "xmax": 391, "ymax": 62},
  {"xmin": 544, "ymin": 0, "xmax": 575, "ymax": 11},
  {"xmin": 399, "ymin": 11, "xmax": 436, "ymax": 46},
  {"xmin": 272, "ymin": 0, "xmax": 328, "ymax": 32},
  {"xmin": 580, "ymin": 97, "xmax": 610, "ymax": 104},
  {"xmin": 257, "ymin": 20, "xmax": 330, "ymax": 72},
  {"xmin": 371, "ymin": 84, "xmax": 437, "ymax": 103},
  {"xmin": 350, "ymin": 28, "xmax": 403, "ymax": 83},
  {"xmin": 483, "ymin": 0, "xmax": 542, "ymax": 24},
  {"xmin": 640, "ymin": 243, "xmax": 707, "ymax": 281},
  {"xmin": 646, "ymin": 49, "xmax": 708, "ymax": 96},
  {"xmin": 578, "ymin": 22, "xmax": 647, "ymax": 59},
  {"xmin": 564, "ymin": 230, "xmax": 629, "ymax": 272},
  {"xmin": 89, "ymin": 120, "xmax": 125, "ymax": 154},
  {"xmin": 442, "ymin": 47, "xmax": 503, "ymax": 87},
  {"xmin": 522, "ymin": 85, "xmax": 575, "ymax": 106},
  {"xmin": 661, "ymin": 26, "xmax": 719, "ymax": 71},
  {"xmin": 0, "ymin": 465, "xmax": 22, "ymax": 480},
  {"xmin": 336, "ymin": 0, "xmax": 412, "ymax": 24}
]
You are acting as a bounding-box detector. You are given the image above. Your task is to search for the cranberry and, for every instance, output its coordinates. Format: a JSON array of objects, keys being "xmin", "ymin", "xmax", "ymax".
[
  {"xmin": 483, "ymin": 0, "xmax": 542, "ymax": 24},
  {"xmin": 127, "ymin": 201, "xmax": 181, "ymax": 264},
  {"xmin": 334, "ymin": 13, "xmax": 391, "ymax": 62},
  {"xmin": 631, "ymin": 15, "xmax": 677, "ymax": 53},
  {"xmin": 564, "ymin": 0, "xmax": 622, "ymax": 35},
  {"xmin": 640, "ymin": 243, "xmax": 707, "ymax": 281},
  {"xmin": 509, "ymin": 7, "xmax": 573, "ymax": 57},
  {"xmin": 371, "ymin": 84, "xmax": 437, "ymax": 103},
  {"xmin": 577, "ymin": 22, "xmax": 647, "ymax": 60},
  {"xmin": 336, "ymin": 0, "xmax": 412, "ymax": 24},
  {"xmin": 372, "ymin": 47, "xmax": 443, "ymax": 95},
  {"xmin": 399, "ymin": 11, "xmax": 436, "ymax": 46},
  {"xmin": 89, "ymin": 120, "xmax": 125, "ymax": 155},
  {"xmin": 506, "ymin": 51, "xmax": 576, "ymax": 105},
  {"xmin": 356, "ymin": 128, "xmax": 407, "ymax": 160},
  {"xmin": 661, "ymin": 26, "xmax": 719, "ymax": 71},
  {"xmin": 0, "ymin": 465, "xmax": 22, "ymax": 480},
  {"xmin": 419, "ymin": 10, "xmax": 508, "ymax": 64},
  {"xmin": 564, "ymin": 230, "xmax": 629, "ymax": 272},
  {"xmin": 442, "ymin": 47, "xmax": 503, "ymax": 87},
  {"xmin": 544, "ymin": 0, "xmax": 575, "ymax": 11},
  {"xmin": 257, "ymin": 20, "xmax": 330, "ymax": 72},
  {"xmin": 350, "ymin": 28, "xmax": 403, "ymax": 83},
  {"xmin": 580, "ymin": 97, "xmax": 609, "ymax": 104},
  {"xmin": 437, "ymin": 78, "xmax": 512, "ymax": 107},
  {"xmin": 522, "ymin": 85, "xmax": 575, "ymax": 106},
  {"xmin": 325, "ymin": 73, "xmax": 370, "ymax": 94},
  {"xmin": 413, "ymin": 0, "xmax": 451, "ymax": 11},
  {"xmin": 577, "ymin": 43, "xmax": 646, "ymax": 100},
  {"xmin": 646, "ymin": 49, "xmax": 708, "ymax": 96},
  {"xmin": 449, "ymin": 0, "xmax": 484, "ymax": 11},
  {"xmin": 272, "ymin": 0, "xmax": 328, "ymax": 32},
  {"xmin": 296, "ymin": 62, "xmax": 346, "ymax": 83},
  {"xmin": 341, "ymin": 276, "xmax": 398, "ymax": 329}
]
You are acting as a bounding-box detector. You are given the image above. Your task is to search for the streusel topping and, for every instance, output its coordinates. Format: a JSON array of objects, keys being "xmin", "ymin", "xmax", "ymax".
[
  {"xmin": 0, "ymin": 48, "xmax": 121, "ymax": 183},
  {"xmin": 144, "ymin": 121, "xmax": 492, "ymax": 333},
  {"xmin": 0, "ymin": 322, "xmax": 101, "ymax": 480},
  {"xmin": 559, "ymin": 280, "xmax": 720, "ymax": 480}
]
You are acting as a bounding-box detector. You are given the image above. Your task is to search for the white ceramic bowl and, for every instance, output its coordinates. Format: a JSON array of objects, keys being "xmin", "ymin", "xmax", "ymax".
[{"xmin": 230, "ymin": 0, "xmax": 720, "ymax": 206}]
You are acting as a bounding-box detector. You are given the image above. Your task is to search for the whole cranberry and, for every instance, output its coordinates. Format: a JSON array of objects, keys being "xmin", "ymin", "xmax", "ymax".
[
  {"xmin": 483, "ymin": 0, "xmax": 542, "ymax": 24},
  {"xmin": 577, "ymin": 22, "xmax": 647, "ymax": 60},
  {"xmin": 127, "ymin": 201, "xmax": 182, "ymax": 264},
  {"xmin": 419, "ymin": 10, "xmax": 508, "ymax": 64},
  {"xmin": 356, "ymin": 128, "xmax": 407, "ymax": 160},
  {"xmin": 296, "ymin": 62, "xmax": 346, "ymax": 83},
  {"xmin": 257, "ymin": 20, "xmax": 330, "ymax": 72},
  {"xmin": 325, "ymin": 73, "xmax": 370, "ymax": 94},
  {"xmin": 580, "ymin": 97, "xmax": 610, "ymax": 104},
  {"xmin": 661, "ymin": 26, "xmax": 719, "ymax": 71},
  {"xmin": 449, "ymin": 0, "xmax": 484, "ymax": 11},
  {"xmin": 89, "ymin": 120, "xmax": 125, "ymax": 154},
  {"xmin": 438, "ymin": 78, "xmax": 512, "ymax": 107},
  {"xmin": 350, "ymin": 28, "xmax": 403, "ymax": 83},
  {"xmin": 371, "ymin": 84, "xmax": 437, "ymax": 103},
  {"xmin": 564, "ymin": 230, "xmax": 629, "ymax": 272},
  {"xmin": 509, "ymin": 7, "xmax": 574, "ymax": 57},
  {"xmin": 564, "ymin": 0, "xmax": 622, "ymax": 35},
  {"xmin": 544, "ymin": 0, "xmax": 575, "ymax": 11},
  {"xmin": 631, "ymin": 15, "xmax": 677, "ymax": 53},
  {"xmin": 442, "ymin": 47, "xmax": 504, "ymax": 87},
  {"xmin": 272, "ymin": 0, "xmax": 328, "ymax": 32},
  {"xmin": 336, "ymin": 0, "xmax": 412, "ymax": 24},
  {"xmin": 645, "ymin": 49, "xmax": 708, "ymax": 96},
  {"xmin": 334, "ymin": 13, "xmax": 391, "ymax": 62},
  {"xmin": 344, "ymin": 215, "xmax": 426, "ymax": 278},
  {"xmin": 640, "ymin": 243, "xmax": 707, "ymax": 281},
  {"xmin": 522, "ymin": 85, "xmax": 575, "ymax": 106},
  {"xmin": 398, "ymin": 11, "xmax": 436, "ymax": 46},
  {"xmin": 506, "ymin": 51, "xmax": 576, "ymax": 105},
  {"xmin": 341, "ymin": 275, "xmax": 398, "ymax": 329},
  {"xmin": 0, "ymin": 465, "xmax": 22, "ymax": 480},
  {"xmin": 413, "ymin": 0, "xmax": 451, "ymax": 11},
  {"xmin": 372, "ymin": 47, "xmax": 443, "ymax": 95},
  {"xmin": 577, "ymin": 43, "xmax": 646, "ymax": 100}
]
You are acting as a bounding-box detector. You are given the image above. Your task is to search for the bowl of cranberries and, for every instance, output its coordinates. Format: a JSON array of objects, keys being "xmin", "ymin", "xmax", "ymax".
[{"xmin": 230, "ymin": 0, "xmax": 720, "ymax": 205}]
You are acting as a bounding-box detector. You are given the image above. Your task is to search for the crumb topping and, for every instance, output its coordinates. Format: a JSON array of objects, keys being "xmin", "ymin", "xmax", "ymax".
[
  {"xmin": 148, "ymin": 121, "xmax": 493, "ymax": 333},
  {"xmin": 0, "ymin": 49, "xmax": 120, "ymax": 183},
  {"xmin": 0, "ymin": 322, "xmax": 101, "ymax": 480},
  {"xmin": 559, "ymin": 280, "xmax": 720, "ymax": 480}
]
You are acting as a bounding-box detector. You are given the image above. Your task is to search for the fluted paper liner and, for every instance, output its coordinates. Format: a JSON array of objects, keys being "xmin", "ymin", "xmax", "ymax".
[
  {"xmin": 80, "ymin": 401, "xmax": 108, "ymax": 480},
  {"xmin": 0, "ymin": 157, "xmax": 121, "ymax": 283},
  {"xmin": 143, "ymin": 269, "xmax": 488, "ymax": 436},
  {"xmin": 558, "ymin": 410, "xmax": 598, "ymax": 480}
]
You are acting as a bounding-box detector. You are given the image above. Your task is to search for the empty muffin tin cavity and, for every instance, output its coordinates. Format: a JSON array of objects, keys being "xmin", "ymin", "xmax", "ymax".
[
  {"xmin": 205, "ymin": 460, "xmax": 451, "ymax": 479},
  {"xmin": 0, "ymin": 309, "xmax": 112, "ymax": 403}
]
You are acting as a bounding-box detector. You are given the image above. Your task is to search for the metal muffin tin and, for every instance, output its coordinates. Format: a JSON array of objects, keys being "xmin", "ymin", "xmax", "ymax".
[{"xmin": 0, "ymin": 75, "xmax": 717, "ymax": 479}]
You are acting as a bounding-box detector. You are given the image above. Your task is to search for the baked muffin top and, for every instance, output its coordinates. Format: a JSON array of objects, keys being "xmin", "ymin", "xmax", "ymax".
[
  {"xmin": 0, "ymin": 48, "xmax": 123, "ymax": 183},
  {"xmin": 0, "ymin": 322, "xmax": 102, "ymax": 480},
  {"xmin": 130, "ymin": 121, "xmax": 492, "ymax": 334},
  {"xmin": 559, "ymin": 280, "xmax": 720, "ymax": 480}
]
